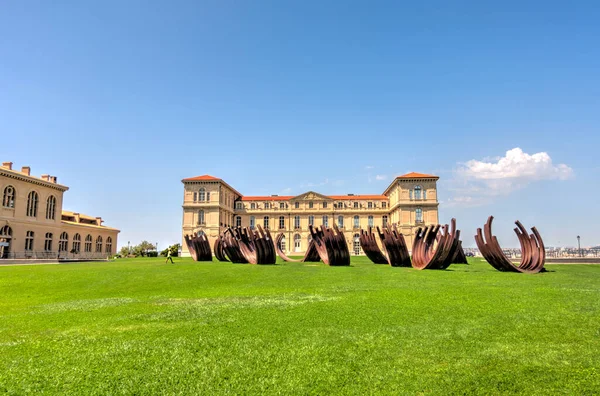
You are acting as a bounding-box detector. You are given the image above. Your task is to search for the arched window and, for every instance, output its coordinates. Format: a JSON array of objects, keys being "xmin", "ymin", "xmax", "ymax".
[
  {"xmin": 280, "ymin": 236, "xmax": 286, "ymax": 252},
  {"xmin": 308, "ymin": 215, "xmax": 315, "ymax": 227},
  {"xmin": 279, "ymin": 216, "xmax": 285, "ymax": 229},
  {"xmin": 416, "ymin": 208, "xmax": 423, "ymax": 223},
  {"xmin": 368, "ymin": 215, "xmax": 374, "ymax": 227},
  {"xmin": 26, "ymin": 191, "xmax": 39, "ymax": 217},
  {"xmin": 250, "ymin": 216, "xmax": 256, "ymax": 229},
  {"xmin": 106, "ymin": 236, "xmax": 113, "ymax": 253},
  {"xmin": 414, "ymin": 186, "xmax": 422, "ymax": 200},
  {"xmin": 44, "ymin": 233, "xmax": 53, "ymax": 251},
  {"xmin": 46, "ymin": 195, "xmax": 56, "ymax": 220},
  {"xmin": 198, "ymin": 188, "xmax": 206, "ymax": 202},
  {"xmin": 198, "ymin": 210, "xmax": 205, "ymax": 225},
  {"xmin": 337, "ymin": 215, "xmax": 344, "ymax": 228},
  {"xmin": 294, "ymin": 234, "xmax": 301, "ymax": 252},
  {"xmin": 322, "ymin": 215, "xmax": 328, "ymax": 227},
  {"xmin": 263, "ymin": 216, "xmax": 269, "ymax": 229},
  {"xmin": 251, "ymin": 202, "xmax": 256, "ymax": 210},
  {"xmin": 84, "ymin": 235, "xmax": 92, "ymax": 252},
  {"xmin": 96, "ymin": 236, "xmax": 103, "ymax": 252},
  {"xmin": 2, "ymin": 186, "xmax": 15, "ymax": 208},
  {"xmin": 72, "ymin": 233, "xmax": 81, "ymax": 252},
  {"xmin": 59, "ymin": 232, "xmax": 69, "ymax": 252},
  {"xmin": 382, "ymin": 215, "xmax": 388, "ymax": 228},
  {"xmin": 0, "ymin": 226, "xmax": 12, "ymax": 258},
  {"xmin": 353, "ymin": 215, "xmax": 360, "ymax": 229},
  {"xmin": 236, "ymin": 216, "xmax": 242, "ymax": 227},
  {"xmin": 294, "ymin": 215, "xmax": 300, "ymax": 229},
  {"xmin": 25, "ymin": 231, "xmax": 35, "ymax": 251},
  {"xmin": 353, "ymin": 233, "xmax": 361, "ymax": 255}
]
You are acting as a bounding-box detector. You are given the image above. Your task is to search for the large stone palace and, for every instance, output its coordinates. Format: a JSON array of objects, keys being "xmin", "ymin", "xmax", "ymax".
[
  {"xmin": 181, "ymin": 172, "xmax": 439, "ymax": 256},
  {"xmin": 0, "ymin": 162, "xmax": 119, "ymax": 260}
]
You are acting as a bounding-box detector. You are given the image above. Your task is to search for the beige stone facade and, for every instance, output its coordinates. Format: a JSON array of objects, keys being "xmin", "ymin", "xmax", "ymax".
[
  {"xmin": 181, "ymin": 172, "xmax": 439, "ymax": 257},
  {"xmin": 0, "ymin": 162, "xmax": 119, "ymax": 260}
]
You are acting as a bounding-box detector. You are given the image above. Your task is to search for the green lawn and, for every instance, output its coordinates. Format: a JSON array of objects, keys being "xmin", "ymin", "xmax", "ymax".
[{"xmin": 1, "ymin": 257, "xmax": 599, "ymax": 395}]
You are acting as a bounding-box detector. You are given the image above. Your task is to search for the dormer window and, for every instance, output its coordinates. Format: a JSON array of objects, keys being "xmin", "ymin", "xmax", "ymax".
[
  {"xmin": 251, "ymin": 202, "xmax": 256, "ymax": 210},
  {"xmin": 279, "ymin": 202, "xmax": 285, "ymax": 209}
]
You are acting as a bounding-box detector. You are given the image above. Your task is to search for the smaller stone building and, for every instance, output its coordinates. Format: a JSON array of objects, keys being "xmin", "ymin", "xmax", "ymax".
[{"xmin": 0, "ymin": 162, "xmax": 119, "ymax": 260}]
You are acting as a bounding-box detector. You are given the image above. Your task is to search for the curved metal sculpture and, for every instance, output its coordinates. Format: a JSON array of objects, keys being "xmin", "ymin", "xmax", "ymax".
[
  {"xmin": 308, "ymin": 225, "xmax": 350, "ymax": 266},
  {"xmin": 359, "ymin": 226, "xmax": 411, "ymax": 267},
  {"xmin": 213, "ymin": 237, "xmax": 229, "ymax": 262},
  {"xmin": 412, "ymin": 218, "xmax": 461, "ymax": 270},
  {"xmin": 474, "ymin": 216, "xmax": 546, "ymax": 273},
  {"xmin": 274, "ymin": 233, "xmax": 320, "ymax": 263},
  {"xmin": 436, "ymin": 233, "xmax": 468, "ymax": 264},
  {"xmin": 184, "ymin": 231, "xmax": 212, "ymax": 262},
  {"xmin": 219, "ymin": 229, "xmax": 248, "ymax": 263},
  {"xmin": 233, "ymin": 225, "xmax": 277, "ymax": 265}
]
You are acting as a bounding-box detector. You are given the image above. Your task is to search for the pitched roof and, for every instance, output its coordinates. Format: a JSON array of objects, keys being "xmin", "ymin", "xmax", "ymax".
[
  {"xmin": 397, "ymin": 172, "xmax": 439, "ymax": 179},
  {"xmin": 182, "ymin": 174, "xmax": 221, "ymax": 181},
  {"xmin": 241, "ymin": 196, "xmax": 294, "ymax": 201},
  {"xmin": 241, "ymin": 194, "xmax": 387, "ymax": 201},
  {"xmin": 329, "ymin": 195, "xmax": 387, "ymax": 200}
]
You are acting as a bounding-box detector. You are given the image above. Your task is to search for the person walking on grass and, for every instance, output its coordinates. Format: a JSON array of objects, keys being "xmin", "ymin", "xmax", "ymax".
[{"xmin": 165, "ymin": 247, "xmax": 174, "ymax": 264}]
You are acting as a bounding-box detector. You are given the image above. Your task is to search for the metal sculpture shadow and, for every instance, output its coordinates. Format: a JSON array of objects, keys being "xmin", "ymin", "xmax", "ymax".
[
  {"xmin": 184, "ymin": 231, "xmax": 212, "ymax": 262},
  {"xmin": 474, "ymin": 216, "xmax": 545, "ymax": 273}
]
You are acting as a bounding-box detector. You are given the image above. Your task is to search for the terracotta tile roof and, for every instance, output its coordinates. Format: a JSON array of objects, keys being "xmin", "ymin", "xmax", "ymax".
[
  {"xmin": 182, "ymin": 174, "xmax": 221, "ymax": 181},
  {"xmin": 397, "ymin": 172, "xmax": 439, "ymax": 179},
  {"xmin": 329, "ymin": 195, "xmax": 387, "ymax": 200},
  {"xmin": 241, "ymin": 196, "xmax": 294, "ymax": 201}
]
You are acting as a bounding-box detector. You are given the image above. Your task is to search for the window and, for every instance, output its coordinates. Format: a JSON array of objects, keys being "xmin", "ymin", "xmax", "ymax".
[
  {"xmin": 337, "ymin": 202, "xmax": 344, "ymax": 209},
  {"xmin": 353, "ymin": 215, "xmax": 360, "ymax": 228},
  {"xmin": 322, "ymin": 216, "xmax": 328, "ymax": 227},
  {"xmin": 309, "ymin": 201, "xmax": 314, "ymax": 209},
  {"xmin": 353, "ymin": 234, "xmax": 361, "ymax": 255},
  {"xmin": 193, "ymin": 192, "xmax": 197, "ymax": 202},
  {"xmin": 96, "ymin": 236, "xmax": 103, "ymax": 252},
  {"xmin": 368, "ymin": 215, "xmax": 374, "ymax": 227},
  {"xmin": 279, "ymin": 202, "xmax": 285, "ymax": 209},
  {"xmin": 279, "ymin": 216, "xmax": 285, "ymax": 229},
  {"xmin": 337, "ymin": 215, "xmax": 344, "ymax": 228},
  {"xmin": 368, "ymin": 202, "xmax": 373, "ymax": 209},
  {"xmin": 264, "ymin": 202, "xmax": 271, "ymax": 209},
  {"xmin": 263, "ymin": 216, "xmax": 269, "ymax": 229},
  {"xmin": 206, "ymin": 191, "xmax": 210, "ymax": 202},
  {"xmin": 415, "ymin": 186, "xmax": 422, "ymax": 200},
  {"xmin": 280, "ymin": 236, "xmax": 286, "ymax": 252},
  {"xmin": 353, "ymin": 202, "xmax": 358, "ymax": 209},
  {"xmin": 44, "ymin": 233, "xmax": 53, "ymax": 251},
  {"xmin": 409, "ymin": 189, "xmax": 413, "ymax": 200},
  {"xmin": 46, "ymin": 195, "xmax": 56, "ymax": 220},
  {"xmin": 308, "ymin": 215, "xmax": 314, "ymax": 227},
  {"xmin": 26, "ymin": 191, "xmax": 38, "ymax": 217},
  {"xmin": 198, "ymin": 210, "xmax": 205, "ymax": 225},
  {"xmin": 294, "ymin": 215, "xmax": 301, "ymax": 229},
  {"xmin": 382, "ymin": 202, "xmax": 387, "ymax": 209},
  {"xmin": 382, "ymin": 215, "xmax": 388, "ymax": 228},
  {"xmin": 251, "ymin": 202, "xmax": 256, "ymax": 210},
  {"xmin": 235, "ymin": 202, "xmax": 243, "ymax": 210},
  {"xmin": 322, "ymin": 202, "xmax": 328, "ymax": 209},
  {"xmin": 199, "ymin": 188, "xmax": 206, "ymax": 201},
  {"xmin": 25, "ymin": 231, "xmax": 34, "ymax": 251},
  {"xmin": 294, "ymin": 202, "xmax": 299, "ymax": 209},
  {"xmin": 294, "ymin": 234, "xmax": 301, "ymax": 252},
  {"xmin": 416, "ymin": 208, "xmax": 423, "ymax": 223},
  {"xmin": 250, "ymin": 216, "xmax": 255, "ymax": 229},
  {"xmin": 84, "ymin": 235, "xmax": 92, "ymax": 252},
  {"xmin": 236, "ymin": 216, "xmax": 242, "ymax": 227},
  {"xmin": 2, "ymin": 186, "xmax": 15, "ymax": 208},
  {"xmin": 423, "ymin": 190, "xmax": 427, "ymax": 200},
  {"xmin": 106, "ymin": 237, "xmax": 113, "ymax": 253},
  {"xmin": 73, "ymin": 233, "xmax": 81, "ymax": 252},
  {"xmin": 59, "ymin": 232, "xmax": 68, "ymax": 252}
]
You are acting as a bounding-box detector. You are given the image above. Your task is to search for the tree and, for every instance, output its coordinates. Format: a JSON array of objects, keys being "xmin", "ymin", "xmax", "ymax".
[
  {"xmin": 161, "ymin": 243, "xmax": 181, "ymax": 257},
  {"xmin": 133, "ymin": 240, "xmax": 155, "ymax": 257},
  {"xmin": 119, "ymin": 246, "xmax": 130, "ymax": 257}
]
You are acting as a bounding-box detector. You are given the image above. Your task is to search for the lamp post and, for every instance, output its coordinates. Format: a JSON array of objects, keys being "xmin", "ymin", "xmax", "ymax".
[
  {"xmin": 128, "ymin": 241, "xmax": 130, "ymax": 255},
  {"xmin": 156, "ymin": 242, "xmax": 158, "ymax": 255},
  {"xmin": 577, "ymin": 235, "xmax": 581, "ymax": 257}
]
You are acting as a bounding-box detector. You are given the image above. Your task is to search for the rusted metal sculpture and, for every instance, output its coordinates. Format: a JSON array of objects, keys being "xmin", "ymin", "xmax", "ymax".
[
  {"xmin": 308, "ymin": 225, "xmax": 350, "ymax": 266},
  {"xmin": 475, "ymin": 216, "xmax": 546, "ymax": 273},
  {"xmin": 412, "ymin": 218, "xmax": 462, "ymax": 270},
  {"xmin": 219, "ymin": 229, "xmax": 248, "ymax": 263},
  {"xmin": 274, "ymin": 233, "xmax": 320, "ymax": 262},
  {"xmin": 232, "ymin": 225, "xmax": 277, "ymax": 265},
  {"xmin": 184, "ymin": 231, "xmax": 212, "ymax": 261},
  {"xmin": 359, "ymin": 225, "xmax": 411, "ymax": 267},
  {"xmin": 213, "ymin": 237, "xmax": 229, "ymax": 262},
  {"xmin": 437, "ymin": 233, "xmax": 468, "ymax": 264}
]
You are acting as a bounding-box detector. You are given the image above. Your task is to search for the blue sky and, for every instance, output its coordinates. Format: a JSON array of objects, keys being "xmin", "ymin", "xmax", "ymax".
[{"xmin": 1, "ymin": 1, "xmax": 599, "ymax": 249}]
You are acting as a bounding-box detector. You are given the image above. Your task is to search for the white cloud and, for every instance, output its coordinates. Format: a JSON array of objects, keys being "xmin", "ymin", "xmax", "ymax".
[
  {"xmin": 447, "ymin": 147, "xmax": 573, "ymax": 207},
  {"xmin": 375, "ymin": 175, "xmax": 387, "ymax": 181}
]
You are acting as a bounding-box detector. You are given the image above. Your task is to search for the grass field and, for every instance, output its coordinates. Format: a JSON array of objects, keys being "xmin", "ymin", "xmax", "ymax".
[{"xmin": 1, "ymin": 257, "xmax": 599, "ymax": 394}]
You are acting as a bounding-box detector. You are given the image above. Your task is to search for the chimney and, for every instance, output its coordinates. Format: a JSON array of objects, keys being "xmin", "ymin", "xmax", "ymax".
[
  {"xmin": 50, "ymin": 176, "xmax": 57, "ymax": 184},
  {"xmin": 74, "ymin": 213, "xmax": 80, "ymax": 223},
  {"xmin": 95, "ymin": 217, "xmax": 103, "ymax": 226},
  {"xmin": 1, "ymin": 162, "xmax": 13, "ymax": 170},
  {"xmin": 21, "ymin": 166, "xmax": 31, "ymax": 176},
  {"xmin": 41, "ymin": 174, "xmax": 50, "ymax": 181}
]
